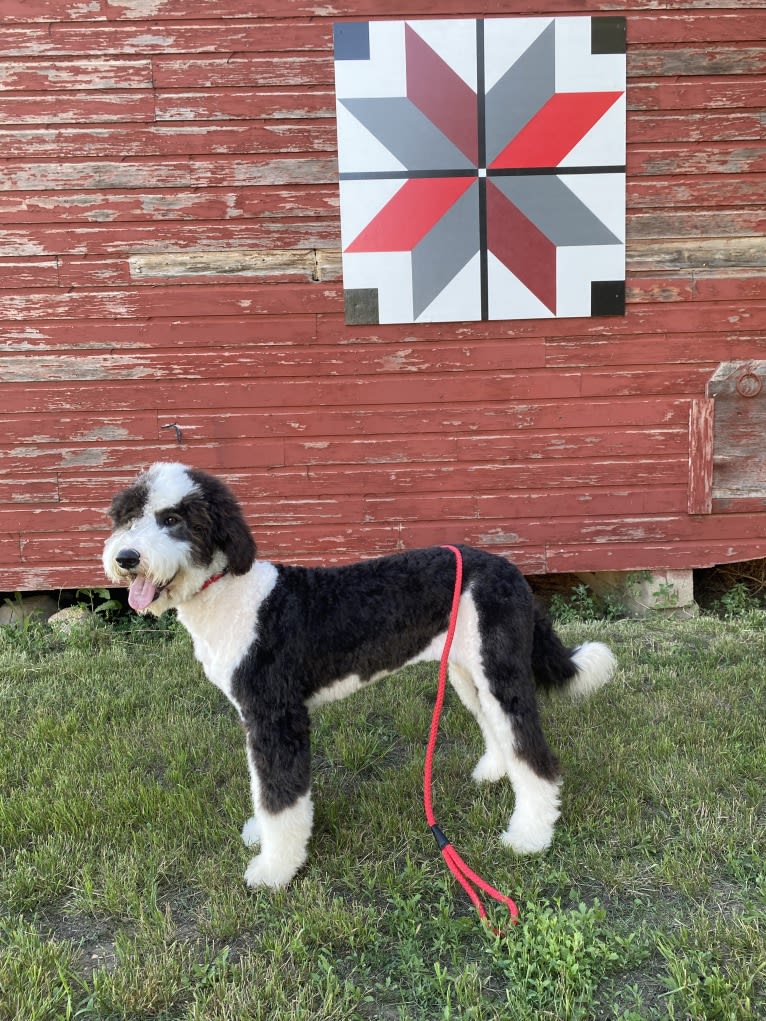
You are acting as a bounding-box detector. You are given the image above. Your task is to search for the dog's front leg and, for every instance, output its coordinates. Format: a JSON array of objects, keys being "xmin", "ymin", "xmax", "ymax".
[{"xmin": 241, "ymin": 708, "xmax": 313, "ymax": 889}]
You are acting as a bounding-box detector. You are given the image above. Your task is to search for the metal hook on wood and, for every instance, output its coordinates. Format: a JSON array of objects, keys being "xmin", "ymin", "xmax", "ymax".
[{"xmin": 161, "ymin": 423, "xmax": 184, "ymax": 444}]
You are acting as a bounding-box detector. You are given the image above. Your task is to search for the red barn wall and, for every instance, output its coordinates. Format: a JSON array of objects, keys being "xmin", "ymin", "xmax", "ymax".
[{"xmin": 1, "ymin": 0, "xmax": 765, "ymax": 591}]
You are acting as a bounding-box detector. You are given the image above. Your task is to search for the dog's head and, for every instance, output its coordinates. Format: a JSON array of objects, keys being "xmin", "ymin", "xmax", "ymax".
[{"xmin": 102, "ymin": 462, "xmax": 256, "ymax": 614}]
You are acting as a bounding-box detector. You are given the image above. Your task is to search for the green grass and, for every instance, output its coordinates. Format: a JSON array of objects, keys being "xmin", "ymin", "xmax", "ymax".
[{"xmin": 0, "ymin": 612, "xmax": 764, "ymax": 1020}]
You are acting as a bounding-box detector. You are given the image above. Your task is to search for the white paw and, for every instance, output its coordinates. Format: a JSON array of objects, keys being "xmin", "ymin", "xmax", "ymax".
[
  {"xmin": 241, "ymin": 815, "xmax": 262, "ymax": 847},
  {"xmin": 500, "ymin": 815, "xmax": 554, "ymax": 855},
  {"xmin": 471, "ymin": 751, "xmax": 506, "ymax": 784},
  {"xmin": 244, "ymin": 853, "xmax": 298, "ymax": 890}
]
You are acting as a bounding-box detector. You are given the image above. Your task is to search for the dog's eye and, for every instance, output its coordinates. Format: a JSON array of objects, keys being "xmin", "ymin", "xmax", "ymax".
[{"xmin": 162, "ymin": 513, "xmax": 181, "ymax": 528}]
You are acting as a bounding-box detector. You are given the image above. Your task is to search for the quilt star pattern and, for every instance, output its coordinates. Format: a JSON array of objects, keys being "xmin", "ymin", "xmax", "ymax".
[{"xmin": 333, "ymin": 16, "xmax": 626, "ymax": 325}]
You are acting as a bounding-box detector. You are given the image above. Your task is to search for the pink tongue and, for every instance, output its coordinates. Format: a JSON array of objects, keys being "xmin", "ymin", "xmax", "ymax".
[{"xmin": 128, "ymin": 576, "xmax": 157, "ymax": 611}]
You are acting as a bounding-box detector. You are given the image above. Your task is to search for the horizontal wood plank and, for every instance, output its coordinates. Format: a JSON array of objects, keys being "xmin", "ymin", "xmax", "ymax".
[
  {"xmin": 154, "ymin": 88, "xmax": 335, "ymax": 122},
  {"xmin": 0, "ymin": 186, "xmax": 340, "ymax": 225},
  {"xmin": 0, "ymin": 282, "xmax": 343, "ymax": 319},
  {"xmin": 629, "ymin": 78, "xmax": 766, "ymax": 112},
  {"xmin": 0, "ymin": 410, "xmax": 159, "ymax": 445},
  {"xmin": 0, "ymin": 58, "xmax": 152, "ymax": 90},
  {"xmin": 0, "ymin": 91, "xmax": 155, "ymax": 125},
  {"xmin": 629, "ymin": 45, "xmax": 766, "ymax": 78},
  {"xmin": 630, "ymin": 12, "xmax": 766, "ymax": 44},
  {"xmin": 0, "ymin": 21, "xmax": 330, "ymax": 58},
  {"xmin": 547, "ymin": 538, "xmax": 766, "ymax": 573},
  {"xmin": 5, "ymin": 0, "xmax": 766, "ymax": 23},
  {"xmin": 0, "ymin": 124, "xmax": 339, "ymax": 158},
  {"xmin": 0, "ymin": 315, "xmax": 318, "ymax": 352},
  {"xmin": 628, "ymin": 174, "xmax": 766, "ymax": 209},
  {"xmin": 153, "ymin": 55, "xmax": 334, "ymax": 88},
  {"xmin": 629, "ymin": 111, "xmax": 762, "ymax": 143}
]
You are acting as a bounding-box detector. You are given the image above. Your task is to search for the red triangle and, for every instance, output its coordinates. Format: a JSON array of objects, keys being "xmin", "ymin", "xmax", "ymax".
[
  {"xmin": 345, "ymin": 177, "xmax": 475, "ymax": 253},
  {"xmin": 486, "ymin": 182, "xmax": 557, "ymax": 313},
  {"xmin": 491, "ymin": 91, "xmax": 622, "ymax": 169},
  {"xmin": 405, "ymin": 25, "xmax": 478, "ymax": 165}
]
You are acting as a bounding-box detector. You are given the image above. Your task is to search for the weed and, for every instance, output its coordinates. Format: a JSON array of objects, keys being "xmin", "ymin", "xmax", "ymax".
[
  {"xmin": 549, "ymin": 583, "xmax": 623, "ymax": 623},
  {"xmin": 650, "ymin": 579, "xmax": 680, "ymax": 610},
  {"xmin": 490, "ymin": 899, "xmax": 644, "ymax": 1020},
  {"xmin": 73, "ymin": 588, "xmax": 123, "ymax": 618},
  {"xmin": 550, "ymin": 583, "xmax": 601, "ymax": 623},
  {"xmin": 713, "ymin": 582, "xmax": 764, "ymax": 620},
  {"xmin": 0, "ymin": 611, "xmax": 52, "ymax": 659}
]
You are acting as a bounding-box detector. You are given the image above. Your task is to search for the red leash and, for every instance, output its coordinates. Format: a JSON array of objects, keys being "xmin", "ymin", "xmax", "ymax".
[{"xmin": 423, "ymin": 545, "xmax": 519, "ymax": 932}]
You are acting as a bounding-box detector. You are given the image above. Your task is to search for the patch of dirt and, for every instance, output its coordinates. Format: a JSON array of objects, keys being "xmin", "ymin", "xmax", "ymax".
[{"xmin": 36, "ymin": 900, "xmax": 119, "ymax": 977}]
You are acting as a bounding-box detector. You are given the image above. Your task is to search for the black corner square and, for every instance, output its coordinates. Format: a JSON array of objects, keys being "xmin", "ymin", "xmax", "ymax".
[
  {"xmin": 591, "ymin": 280, "xmax": 626, "ymax": 317},
  {"xmin": 344, "ymin": 288, "xmax": 379, "ymax": 325},
  {"xmin": 591, "ymin": 16, "xmax": 626, "ymax": 55}
]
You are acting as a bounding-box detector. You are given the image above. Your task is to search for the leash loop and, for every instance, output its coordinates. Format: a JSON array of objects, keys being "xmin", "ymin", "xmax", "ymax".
[{"xmin": 424, "ymin": 544, "xmax": 519, "ymax": 932}]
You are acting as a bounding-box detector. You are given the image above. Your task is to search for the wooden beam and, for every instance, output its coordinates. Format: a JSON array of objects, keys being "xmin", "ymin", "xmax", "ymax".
[{"xmin": 688, "ymin": 397, "xmax": 714, "ymax": 515}]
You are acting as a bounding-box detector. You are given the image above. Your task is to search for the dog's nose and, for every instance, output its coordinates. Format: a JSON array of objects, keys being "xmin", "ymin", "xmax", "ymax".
[{"xmin": 115, "ymin": 548, "xmax": 141, "ymax": 570}]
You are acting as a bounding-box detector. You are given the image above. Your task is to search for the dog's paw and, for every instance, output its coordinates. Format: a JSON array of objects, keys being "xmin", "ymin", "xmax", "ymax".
[
  {"xmin": 471, "ymin": 751, "xmax": 506, "ymax": 784},
  {"xmin": 244, "ymin": 853, "xmax": 297, "ymax": 890},
  {"xmin": 241, "ymin": 815, "xmax": 262, "ymax": 847},
  {"xmin": 500, "ymin": 816, "xmax": 554, "ymax": 855}
]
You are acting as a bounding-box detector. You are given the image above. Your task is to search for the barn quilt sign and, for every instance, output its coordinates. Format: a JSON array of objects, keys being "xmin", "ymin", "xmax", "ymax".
[{"xmin": 334, "ymin": 16, "xmax": 626, "ymax": 325}]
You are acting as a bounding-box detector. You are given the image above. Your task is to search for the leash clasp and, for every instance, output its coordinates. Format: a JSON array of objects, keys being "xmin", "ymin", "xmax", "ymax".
[{"xmin": 430, "ymin": 823, "xmax": 450, "ymax": 851}]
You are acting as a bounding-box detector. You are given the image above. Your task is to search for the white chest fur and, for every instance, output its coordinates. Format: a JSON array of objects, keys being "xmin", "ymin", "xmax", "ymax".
[{"xmin": 177, "ymin": 561, "xmax": 278, "ymax": 706}]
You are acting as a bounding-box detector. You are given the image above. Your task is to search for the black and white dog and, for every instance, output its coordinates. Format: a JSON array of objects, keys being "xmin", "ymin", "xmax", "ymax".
[{"xmin": 103, "ymin": 462, "xmax": 615, "ymax": 889}]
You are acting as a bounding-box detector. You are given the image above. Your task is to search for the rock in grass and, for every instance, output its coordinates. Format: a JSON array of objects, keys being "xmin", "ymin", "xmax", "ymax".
[
  {"xmin": 48, "ymin": 605, "xmax": 93, "ymax": 636},
  {"xmin": 0, "ymin": 594, "xmax": 58, "ymax": 626}
]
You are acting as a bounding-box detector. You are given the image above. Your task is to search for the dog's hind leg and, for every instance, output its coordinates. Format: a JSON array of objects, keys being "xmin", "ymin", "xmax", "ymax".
[
  {"xmin": 466, "ymin": 634, "xmax": 562, "ymax": 855},
  {"xmin": 476, "ymin": 680, "xmax": 562, "ymax": 854},
  {"xmin": 448, "ymin": 663, "xmax": 507, "ymax": 783},
  {"xmin": 500, "ymin": 702, "xmax": 559, "ymax": 853},
  {"xmin": 462, "ymin": 580, "xmax": 563, "ymax": 854},
  {"xmin": 241, "ymin": 710, "xmax": 314, "ymax": 888}
]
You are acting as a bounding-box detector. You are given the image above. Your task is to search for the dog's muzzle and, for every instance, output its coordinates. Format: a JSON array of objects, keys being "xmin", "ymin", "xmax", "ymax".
[{"xmin": 115, "ymin": 548, "xmax": 141, "ymax": 570}]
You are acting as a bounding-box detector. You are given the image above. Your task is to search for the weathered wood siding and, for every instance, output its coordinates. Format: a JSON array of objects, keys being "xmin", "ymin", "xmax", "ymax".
[{"xmin": 1, "ymin": 0, "xmax": 765, "ymax": 590}]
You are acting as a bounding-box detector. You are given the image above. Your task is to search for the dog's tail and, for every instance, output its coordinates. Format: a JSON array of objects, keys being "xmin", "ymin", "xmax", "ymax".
[{"xmin": 531, "ymin": 604, "xmax": 615, "ymax": 698}]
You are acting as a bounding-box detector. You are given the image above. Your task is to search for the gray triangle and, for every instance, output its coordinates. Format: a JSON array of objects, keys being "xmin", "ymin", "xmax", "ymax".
[
  {"xmin": 491, "ymin": 175, "xmax": 621, "ymax": 246},
  {"xmin": 341, "ymin": 97, "xmax": 476, "ymax": 172},
  {"xmin": 485, "ymin": 23, "xmax": 555, "ymax": 166},
  {"xmin": 412, "ymin": 183, "xmax": 480, "ymax": 319}
]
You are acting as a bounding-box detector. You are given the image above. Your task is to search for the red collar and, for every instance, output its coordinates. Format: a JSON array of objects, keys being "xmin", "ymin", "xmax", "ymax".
[{"xmin": 198, "ymin": 568, "xmax": 229, "ymax": 594}]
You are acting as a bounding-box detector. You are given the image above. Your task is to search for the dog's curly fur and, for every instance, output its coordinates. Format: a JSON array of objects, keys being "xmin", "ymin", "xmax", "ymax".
[{"xmin": 103, "ymin": 462, "xmax": 615, "ymax": 888}]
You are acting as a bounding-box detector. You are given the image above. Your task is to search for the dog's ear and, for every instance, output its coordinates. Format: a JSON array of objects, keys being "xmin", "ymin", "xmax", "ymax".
[
  {"xmin": 217, "ymin": 495, "xmax": 257, "ymax": 575},
  {"xmin": 188, "ymin": 469, "xmax": 256, "ymax": 576},
  {"xmin": 108, "ymin": 478, "xmax": 149, "ymax": 528}
]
